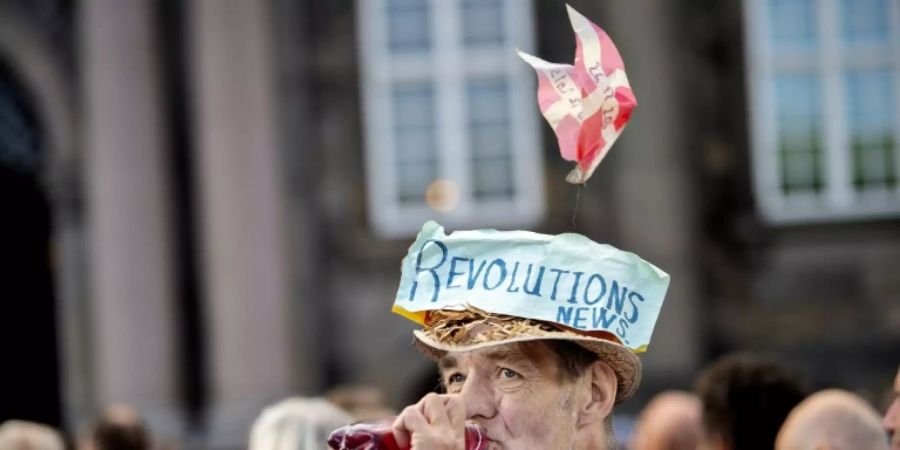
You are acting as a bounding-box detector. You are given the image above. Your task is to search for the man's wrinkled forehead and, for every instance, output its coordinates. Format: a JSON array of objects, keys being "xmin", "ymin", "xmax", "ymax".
[{"xmin": 437, "ymin": 342, "xmax": 549, "ymax": 373}]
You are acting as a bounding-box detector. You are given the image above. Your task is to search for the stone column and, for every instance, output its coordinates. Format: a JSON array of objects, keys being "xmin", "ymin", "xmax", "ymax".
[
  {"xmin": 81, "ymin": 0, "xmax": 182, "ymax": 437},
  {"xmin": 188, "ymin": 1, "xmax": 293, "ymax": 446},
  {"xmin": 601, "ymin": 2, "xmax": 703, "ymax": 378}
]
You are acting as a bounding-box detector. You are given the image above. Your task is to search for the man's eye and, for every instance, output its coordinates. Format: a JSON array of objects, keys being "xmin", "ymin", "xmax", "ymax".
[
  {"xmin": 499, "ymin": 368, "xmax": 520, "ymax": 379},
  {"xmin": 447, "ymin": 373, "xmax": 466, "ymax": 385}
]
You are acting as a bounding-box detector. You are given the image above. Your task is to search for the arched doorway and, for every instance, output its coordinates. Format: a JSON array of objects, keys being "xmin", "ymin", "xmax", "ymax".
[{"xmin": 0, "ymin": 63, "xmax": 61, "ymax": 427}]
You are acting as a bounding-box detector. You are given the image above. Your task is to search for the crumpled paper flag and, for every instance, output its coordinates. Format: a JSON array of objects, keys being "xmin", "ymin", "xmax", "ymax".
[{"xmin": 517, "ymin": 4, "xmax": 636, "ymax": 184}]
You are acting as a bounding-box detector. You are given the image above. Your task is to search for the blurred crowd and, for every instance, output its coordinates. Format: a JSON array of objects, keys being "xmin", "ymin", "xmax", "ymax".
[
  {"xmin": 0, "ymin": 404, "xmax": 149, "ymax": 450},
  {"xmin": 1, "ymin": 355, "xmax": 896, "ymax": 450}
]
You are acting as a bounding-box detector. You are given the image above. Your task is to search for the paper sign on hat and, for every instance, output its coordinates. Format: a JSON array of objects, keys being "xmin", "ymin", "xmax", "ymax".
[{"xmin": 392, "ymin": 222, "xmax": 670, "ymax": 353}]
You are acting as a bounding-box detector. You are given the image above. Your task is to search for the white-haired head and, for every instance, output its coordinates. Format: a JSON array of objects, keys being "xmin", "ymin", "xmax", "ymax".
[{"xmin": 249, "ymin": 397, "xmax": 352, "ymax": 450}]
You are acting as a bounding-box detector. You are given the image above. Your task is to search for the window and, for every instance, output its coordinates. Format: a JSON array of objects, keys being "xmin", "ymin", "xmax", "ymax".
[
  {"xmin": 358, "ymin": 0, "xmax": 544, "ymax": 237},
  {"xmin": 744, "ymin": 0, "xmax": 900, "ymax": 222}
]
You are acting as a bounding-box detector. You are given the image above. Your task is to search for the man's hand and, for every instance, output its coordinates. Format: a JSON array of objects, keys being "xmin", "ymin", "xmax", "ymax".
[{"xmin": 392, "ymin": 393, "xmax": 466, "ymax": 450}]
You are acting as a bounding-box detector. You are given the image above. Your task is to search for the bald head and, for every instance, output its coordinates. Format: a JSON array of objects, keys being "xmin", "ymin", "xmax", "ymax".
[
  {"xmin": 0, "ymin": 420, "xmax": 64, "ymax": 450},
  {"xmin": 777, "ymin": 389, "xmax": 888, "ymax": 450},
  {"xmin": 631, "ymin": 391, "xmax": 702, "ymax": 450}
]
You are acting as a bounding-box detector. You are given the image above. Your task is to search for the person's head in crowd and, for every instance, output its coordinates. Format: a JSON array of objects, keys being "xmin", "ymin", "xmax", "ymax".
[
  {"xmin": 326, "ymin": 385, "xmax": 395, "ymax": 421},
  {"xmin": 80, "ymin": 404, "xmax": 150, "ymax": 450},
  {"xmin": 695, "ymin": 353, "xmax": 807, "ymax": 450},
  {"xmin": 630, "ymin": 390, "xmax": 702, "ymax": 450},
  {"xmin": 248, "ymin": 397, "xmax": 352, "ymax": 450},
  {"xmin": 885, "ymin": 366, "xmax": 900, "ymax": 450},
  {"xmin": 776, "ymin": 389, "xmax": 888, "ymax": 450},
  {"xmin": 0, "ymin": 420, "xmax": 64, "ymax": 450}
]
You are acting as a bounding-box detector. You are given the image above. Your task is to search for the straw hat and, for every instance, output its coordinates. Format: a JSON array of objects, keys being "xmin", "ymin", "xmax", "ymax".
[{"xmin": 412, "ymin": 307, "xmax": 642, "ymax": 403}]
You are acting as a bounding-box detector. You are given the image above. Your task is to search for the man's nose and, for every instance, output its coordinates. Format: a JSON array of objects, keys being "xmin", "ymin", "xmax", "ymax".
[{"xmin": 459, "ymin": 373, "xmax": 497, "ymax": 420}]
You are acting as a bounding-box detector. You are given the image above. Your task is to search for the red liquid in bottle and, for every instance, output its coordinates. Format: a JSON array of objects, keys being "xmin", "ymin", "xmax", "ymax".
[{"xmin": 328, "ymin": 419, "xmax": 487, "ymax": 450}]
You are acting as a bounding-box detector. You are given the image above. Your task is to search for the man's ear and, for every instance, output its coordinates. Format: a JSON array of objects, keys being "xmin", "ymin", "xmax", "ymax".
[{"xmin": 576, "ymin": 360, "xmax": 617, "ymax": 428}]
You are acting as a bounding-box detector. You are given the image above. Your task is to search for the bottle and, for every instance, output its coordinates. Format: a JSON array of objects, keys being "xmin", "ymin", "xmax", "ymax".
[{"xmin": 328, "ymin": 419, "xmax": 487, "ymax": 450}]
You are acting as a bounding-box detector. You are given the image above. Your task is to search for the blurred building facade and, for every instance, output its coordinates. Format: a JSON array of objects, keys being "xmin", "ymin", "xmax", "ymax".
[{"xmin": 0, "ymin": 0, "xmax": 897, "ymax": 448}]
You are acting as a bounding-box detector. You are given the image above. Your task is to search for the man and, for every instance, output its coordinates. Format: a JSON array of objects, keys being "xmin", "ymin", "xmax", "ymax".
[
  {"xmin": 885, "ymin": 366, "xmax": 900, "ymax": 450},
  {"xmin": 388, "ymin": 222, "xmax": 671, "ymax": 450},
  {"xmin": 629, "ymin": 391, "xmax": 702, "ymax": 450},
  {"xmin": 695, "ymin": 353, "xmax": 807, "ymax": 450},
  {"xmin": 776, "ymin": 389, "xmax": 888, "ymax": 450}
]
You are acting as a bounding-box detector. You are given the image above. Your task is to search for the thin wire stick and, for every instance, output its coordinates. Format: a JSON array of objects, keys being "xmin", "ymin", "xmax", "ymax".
[{"xmin": 572, "ymin": 183, "xmax": 584, "ymax": 231}]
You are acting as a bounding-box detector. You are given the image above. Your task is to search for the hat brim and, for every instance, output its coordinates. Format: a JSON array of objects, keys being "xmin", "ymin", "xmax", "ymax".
[{"xmin": 412, "ymin": 328, "xmax": 642, "ymax": 403}]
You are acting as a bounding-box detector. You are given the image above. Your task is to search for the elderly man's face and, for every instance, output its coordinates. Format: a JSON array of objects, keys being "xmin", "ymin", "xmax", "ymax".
[
  {"xmin": 886, "ymin": 368, "xmax": 900, "ymax": 450},
  {"xmin": 438, "ymin": 341, "xmax": 607, "ymax": 450}
]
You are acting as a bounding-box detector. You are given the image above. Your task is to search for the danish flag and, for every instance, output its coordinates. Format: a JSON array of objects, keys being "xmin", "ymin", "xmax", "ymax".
[{"xmin": 517, "ymin": 5, "xmax": 636, "ymax": 184}]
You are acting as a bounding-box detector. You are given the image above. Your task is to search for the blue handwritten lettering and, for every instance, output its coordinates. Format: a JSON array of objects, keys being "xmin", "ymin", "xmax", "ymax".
[
  {"xmin": 549, "ymin": 268, "xmax": 569, "ymax": 301},
  {"xmin": 483, "ymin": 259, "xmax": 508, "ymax": 290},
  {"xmin": 506, "ymin": 262, "xmax": 521, "ymax": 293},
  {"xmin": 557, "ymin": 306, "xmax": 574, "ymax": 325},
  {"xmin": 573, "ymin": 307, "xmax": 588, "ymax": 329},
  {"xmin": 605, "ymin": 280, "xmax": 628, "ymax": 314},
  {"xmin": 467, "ymin": 259, "xmax": 487, "ymax": 289},
  {"xmin": 409, "ymin": 239, "xmax": 448, "ymax": 303},
  {"xmin": 567, "ymin": 272, "xmax": 584, "ymax": 304},
  {"xmin": 557, "ymin": 306, "xmax": 620, "ymax": 331},
  {"xmin": 583, "ymin": 273, "xmax": 607, "ymax": 306},
  {"xmin": 446, "ymin": 256, "xmax": 468, "ymax": 289},
  {"xmin": 616, "ymin": 318, "xmax": 629, "ymax": 338},
  {"xmin": 592, "ymin": 307, "xmax": 618, "ymax": 329},
  {"xmin": 522, "ymin": 264, "xmax": 545, "ymax": 297},
  {"xmin": 626, "ymin": 291, "xmax": 644, "ymax": 323}
]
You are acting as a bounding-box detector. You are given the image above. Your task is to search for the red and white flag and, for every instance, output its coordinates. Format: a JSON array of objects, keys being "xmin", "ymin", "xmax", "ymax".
[{"xmin": 518, "ymin": 5, "xmax": 636, "ymax": 184}]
